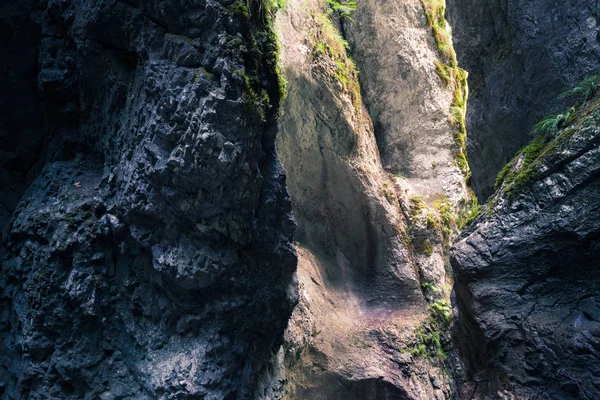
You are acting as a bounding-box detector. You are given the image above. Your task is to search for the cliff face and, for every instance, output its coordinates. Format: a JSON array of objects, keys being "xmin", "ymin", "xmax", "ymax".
[
  {"xmin": 446, "ymin": 0, "xmax": 600, "ymax": 200},
  {"xmin": 4, "ymin": 0, "xmax": 600, "ymax": 398},
  {"xmin": 451, "ymin": 94, "xmax": 600, "ymax": 398},
  {"xmin": 275, "ymin": 0, "xmax": 471, "ymax": 397},
  {"xmin": 347, "ymin": 0, "xmax": 468, "ymax": 202},
  {"xmin": 445, "ymin": 1, "xmax": 600, "ymax": 397},
  {"xmin": 0, "ymin": 1, "xmax": 44, "ymax": 232},
  {"xmin": 0, "ymin": 1, "xmax": 296, "ymax": 399}
]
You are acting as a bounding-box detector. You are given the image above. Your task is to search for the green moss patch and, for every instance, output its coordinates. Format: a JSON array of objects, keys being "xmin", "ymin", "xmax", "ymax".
[
  {"xmin": 309, "ymin": 11, "xmax": 361, "ymax": 109},
  {"xmin": 421, "ymin": 0, "xmax": 471, "ymax": 182},
  {"xmin": 403, "ymin": 299, "xmax": 451, "ymax": 362},
  {"xmin": 228, "ymin": 0, "xmax": 288, "ymax": 123},
  {"xmin": 494, "ymin": 83, "xmax": 600, "ymax": 199}
]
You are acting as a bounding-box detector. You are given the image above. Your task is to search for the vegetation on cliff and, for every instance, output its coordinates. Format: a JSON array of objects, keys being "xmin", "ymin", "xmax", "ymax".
[
  {"xmin": 420, "ymin": 0, "xmax": 479, "ymax": 227},
  {"xmin": 231, "ymin": 0, "xmax": 288, "ymax": 121},
  {"xmin": 494, "ymin": 76, "xmax": 600, "ymax": 198},
  {"xmin": 421, "ymin": 0, "xmax": 470, "ymax": 180},
  {"xmin": 309, "ymin": 5, "xmax": 362, "ymax": 110}
]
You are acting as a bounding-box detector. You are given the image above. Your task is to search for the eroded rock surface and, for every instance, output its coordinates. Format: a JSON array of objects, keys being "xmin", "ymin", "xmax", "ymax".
[
  {"xmin": 0, "ymin": 1, "xmax": 296, "ymax": 399},
  {"xmin": 275, "ymin": 0, "xmax": 470, "ymax": 397},
  {"xmin": 447, "ymin": 0, "xmax": 600, "ymax": 200},
  {"xmin": 452, "ymin": 97, "xmax": 600, "ymax": 398},
  {"xmin": 347, "ymin": 0, "xmax": 467, "ymax": 202}
]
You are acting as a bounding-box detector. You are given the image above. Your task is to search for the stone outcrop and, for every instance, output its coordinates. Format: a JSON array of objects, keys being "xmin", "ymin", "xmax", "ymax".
[
  {"xmin": 447, "ymin": 0, "xmax": 600, "ymax": 200},
  {"xmin": 275, "ymin": 0, "xmax": 470, "ymax": 397},
  {"xmin": 347, "ymin": 0, "xmax": 467, "ymax": 203},
  {"xmin": 0, "ymin": 1, "xmax": 296, "ymax": 398},
  {"xmin": 451, "ymin": 94, "xmax": 600, "ymax": 398}
]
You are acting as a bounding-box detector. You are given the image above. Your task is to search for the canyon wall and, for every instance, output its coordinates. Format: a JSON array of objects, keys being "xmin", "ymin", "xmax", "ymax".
[
  {"xmin": 447, "ymin": 1, "xmax": 600, "ymax": 398},
  {"xmin": 447, "ymin": 0, "xmax": 600, "ymax": 200},
  {"xmin": 3, "ymin": 0, "xmax": 600, "ymax": 398},
  {"xmin": 451, "ymin": 93, "xmax": 600, "ymax": 399},
  {"xmin": 275, "ymin": 0, "xmax": 471, "ymax": 397},
  {"xmin": 0, "ymin": 1, "xmax": 296, "ymax": 398}
]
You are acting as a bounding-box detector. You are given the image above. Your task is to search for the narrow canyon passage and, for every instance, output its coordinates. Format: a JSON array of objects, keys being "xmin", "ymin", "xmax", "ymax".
[{"xmin": 1, "ymin": 0, "xmax": 600, "ymax": 399}]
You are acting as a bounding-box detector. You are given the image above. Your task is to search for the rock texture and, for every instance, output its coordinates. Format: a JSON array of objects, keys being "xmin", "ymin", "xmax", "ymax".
[
  {"xmin": 0, "ymin": 1, "xmax": 45, "ymax": 233},
  {"xmin": 0, "ymin": 1, "xmax": 296, "ymax": 399},
  {"xmin": 451, "ymin": 95, "xmax": 600, "ymax": 398},
  {"xmin": 347, "ymin": 0, "xmax": 467, "ymax": 202},
  {"xmin": 275, "ymin": 0, "xmax": 470, "ymax": 397},
  {"xmin": 447, "ymin": 0, "xmax": 600, "ymax": 200}
]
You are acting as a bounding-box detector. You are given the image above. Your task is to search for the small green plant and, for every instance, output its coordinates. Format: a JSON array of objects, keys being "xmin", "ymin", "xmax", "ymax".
[
  {"xmin": 425, "ymin": 213, "xmax": 439, "ymax": 231},
  {"xmin": 411, "ymin": 195, "xmax": 426, "ymax": 204},
  {"xmin": 429, "ymin": 299, "xmax": 451, "ymax": 327},
  {"xmin": 315, "ymin": 42, "xmax": 326, "ymax": 55},
  {"xmin": 235, "ymin": 69, "xmax": 271, "ymax": 122},
  {"xmin": 458, "ymin": 190, "xmax": 480, "ymax": 229},
  {"xmin": 421, "ymin": 281, "xmax": 440, "ymax": 293},
  {"xmin": 431, "ymin": 196, "xmax": 458, "ymax": 235},
  {"xmin": 423, "ymin": 239, "xmax": 433, "ymax": 256},
  {"xmin": 560, "ymin": 75, "xmax": 600, "ymax": 102},
  {"xmin": 409, "ymin": 196, "xmax": 426, "ymax": 218},
  {"xmin": 309, "ymin": 13, "xmax": 361, "ymax": 109},
  {"xmin": 530, "ymin": 112, "xmax": 571, "ymax": 137},
  {"xmin": 434, "ymin": 60, "xmax": 452, "ymax": 87},
  {"xmin": 325, "ymin": 0, "xmax": 357, "ymax": 21},
  {"xmin": 231, "ymin": 1, "xmax": 251, "ymax": 17},
  {"xmin": 404, "ymin": 299, "xmax": 451, "ymax": 362}
]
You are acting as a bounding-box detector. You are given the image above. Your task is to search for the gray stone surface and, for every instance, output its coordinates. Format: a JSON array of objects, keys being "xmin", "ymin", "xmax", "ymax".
[
  {"xmin": 447, "ymin": 0, "xmax": 600, "ymax": 200},
  {"xmin": 275, "ymin": 0, "xmax": 466, "ymax": 397},
  {"xmin": 451, "ymin": 101, "xmax": 600, "ymax": 398},
  {"xmin": 0, "ymin": 1, "xmax": 297, "ymax": 398},
  {"xmin": 347, "ymin": 0, "xmax": 467, "ymax": 204}
]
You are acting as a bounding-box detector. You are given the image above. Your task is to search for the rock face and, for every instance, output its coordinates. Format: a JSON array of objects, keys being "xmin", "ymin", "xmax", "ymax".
[
  {"xmin": 6, "ymin": 0, "xmax": 599, "ymax": 398},
  {"xmin": 347, "ymin": 0, "xmax": 467, "ymax": 202},
  {"xmin": 446, "ymin": 0, "xmax": 600, "ymax": 200},
  {"xmin": 0, "ymin": 1, "xmax": 45, "ymax": 233},
  {"xmin": 0, "ymin": 1, "xmax": 296, "ymax": 399},
  {"xmin": 275, "ymin": 0, "xmax": 470, "ymax": 397},
  {"xmin": 451, "ymin": 96, "xmax": 600, "ymax": 398}
]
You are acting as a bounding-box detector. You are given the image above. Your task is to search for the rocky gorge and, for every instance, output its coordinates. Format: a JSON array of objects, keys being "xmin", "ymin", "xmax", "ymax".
[{"xmin": 0, "ymin": 0, "xmax": 599, "ymax": 399}]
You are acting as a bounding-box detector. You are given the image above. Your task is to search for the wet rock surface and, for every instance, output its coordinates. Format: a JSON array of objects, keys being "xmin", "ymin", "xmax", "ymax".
[
  {"xmin": 0, "ymin": 1, "xmax": 296, "ymax": 399},
  {"xmin": 451, "ymin": 99, "xmax": 600, "ymax": 398},
  {"xmin": 447, "ymin": 0, "xmax": 600, "ymax": 200}
]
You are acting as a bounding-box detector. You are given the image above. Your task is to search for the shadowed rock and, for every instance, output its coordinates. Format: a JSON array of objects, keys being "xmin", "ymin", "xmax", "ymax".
[
  {"xmin": 452, "ymin": 96, "xmax": 600, "ymax": 398},
  {"xmin": 447, "ymin": 0, "xmax": 600, "ymax": 200},
  {"xmin": 0, "ymin": 1, "xmax": 296, "ymax": 398}
]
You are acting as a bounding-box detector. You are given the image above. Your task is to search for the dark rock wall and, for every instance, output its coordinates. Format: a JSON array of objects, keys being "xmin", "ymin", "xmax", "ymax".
[
  {"xmin": 451, "ymin": 100, "xmax": 600, "ymax": 398},
  {"xmin": 0, "ymin": 1, "xmax": 296, "ymax": 399},
  {"xmin": 0, "ymin": 1, "xmax": 44, "ymax": 232},
  {"xmin": 447, "ymin": 0, "xmax": 600, "ymax": 200}
]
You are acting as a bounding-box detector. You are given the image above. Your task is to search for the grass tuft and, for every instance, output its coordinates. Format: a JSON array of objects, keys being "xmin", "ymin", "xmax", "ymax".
[
  {"xmin": 325, "ymin": 0, "xmax": 357, "ymax": 22},
  {"xmin": 309, "ymin": 12, "xmax": 362, "ymax": 109},
  {"xmin": 559, "ymin": 75, "xmax": 600, "ymax": 102}
]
